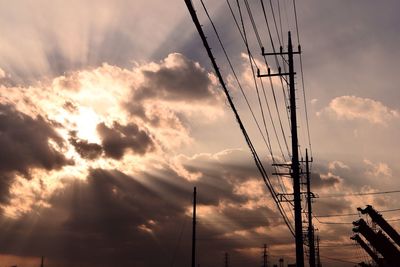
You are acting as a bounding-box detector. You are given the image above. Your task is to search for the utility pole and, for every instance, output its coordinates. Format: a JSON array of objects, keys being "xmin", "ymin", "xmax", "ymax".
[
  {"xmin": 40, "ymin": 256, "xmax": 44, "ymax": 267},
  {"xmin": 192, "ymin": 187, "xmax": 197, "ymax": 267},
  {"xmin": 316, "ymin": 236, "xmax": 321, "ymax": 267},
  {"xmin": 288, "ymin": 31, "xmax": 304, "ymax": 267},
  {"xmin": 306, "ymin": 149, "xmax": 316, "ymax": 267},
  {"xmin": 224, "ymin": 252, "xmax": 229, "ymax": 267},
  {"xmin": 262, "ymin": 244, "xmax": 268, "ymax": 267},
  {"xmin": 258, "ymin": 31, "xmax": 304, "ymax": 267}
]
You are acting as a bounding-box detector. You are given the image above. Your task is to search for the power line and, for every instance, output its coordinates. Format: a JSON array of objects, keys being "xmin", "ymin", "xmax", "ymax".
[
  {"xmin": 315, "ymin": 207, "xmax": 400, "ymax": 218},
  {"xmin": 253, "ymin": 0, "xmax": 292, "ymax": 159},
  {"xmin": 236, "ymin": 0, "xmax": 294, "ymax": 231},
  {"xmin": 292, "ymin": 0, "xmax": 313, "ymax": 158},
  {"xmin": 225, "ymin": 0, "xmax": 286, "ymax": 162},
  {"xmin": 226, "ymin": 0, "xmax": 294, "ymax": 227},
  {"xmin": 199, "ymin": 0, "xmax": 274, "ymax": 157},
  {"xmin": 184, "ymin": 0, "xmax": 294, "ymax": 237},
  {"xmin": 319, "ymin": 255, "xmax": 358, "ymax": 264},
  {"xmin": 259, "ymin": 0, "xmax": 292, "ymax": 156},
  {"xmin": 318, "ymin": 190, "xmax": 400, "ymax": 198}
]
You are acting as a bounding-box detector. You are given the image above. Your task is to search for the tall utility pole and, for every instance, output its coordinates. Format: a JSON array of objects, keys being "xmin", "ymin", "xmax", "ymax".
[
  {"xmin": 288, "ymin": 31, "xmax": 304, "ymax": 267},
  {"xmin": 306, "ymin": 149, "xmax": 316, "ymax": 267},
  {"xmin": 259, "ymin": 32, "xmax": 304, "ymax": 267},
  {"xmin": 263, "ymin": 244, "xmax": 268, "ymax": 267},
  {"xmin": 192, "ymin": 187, "xmax": 197, "ymax": 267}
]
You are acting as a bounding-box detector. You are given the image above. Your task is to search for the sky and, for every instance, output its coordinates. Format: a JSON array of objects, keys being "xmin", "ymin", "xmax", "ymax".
[{"xmin": 0, "ymin": 0, "xmax": 400, "ymax": 266}]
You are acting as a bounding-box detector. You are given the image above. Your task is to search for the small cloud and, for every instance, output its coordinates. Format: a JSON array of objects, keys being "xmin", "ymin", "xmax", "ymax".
[
  {"xmin": 363, "ymin": 159, "xmax": 392, "ymax": 178},
  {"xmin": 328, "ymin": 160, "xmax": 350, "ymax": 171},
  {"xmin": 69, "ymin": 131, "xmax": 103, "ymax": 160},
  {"xmin": 97, "ymin": 121, "xmax": 154, "ymax": 159},
  {"xmin": 319, "ymin": 95, "xmax": 399, "ymax": 125},
  {"xmin": 0, "ymin": 68, "xmax": 6, "ymax": 79}
]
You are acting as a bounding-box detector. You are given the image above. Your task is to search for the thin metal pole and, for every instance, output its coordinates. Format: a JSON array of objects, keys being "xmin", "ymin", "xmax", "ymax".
[
  {"xmin": 191, "ymin": 187, "xmax": 197, "ymax": 267},
  {"xmin": 288, "ymin": 31, "xmax": 304, "ymax": 267}
]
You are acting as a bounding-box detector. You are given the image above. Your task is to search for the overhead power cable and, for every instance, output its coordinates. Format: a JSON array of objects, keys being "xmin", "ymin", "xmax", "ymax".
[
  {"xmin": 225, "ymin": 0, "xmax": 288, "ymax": 163},
  {"xmin": 238, "ymin": 0, "xmax": 295, "ymax": 223},
  {"xmin": 184, "ymin": 0, "xmax": 294, "ymax": 237},
  {"xmin": 292, "ymin": 0, "xmax": 313, "ymax": 157},
  {"xmin": 199, "ymin": 0, "xmax": 274, "ymax": 156},
  {"xmin": 315, "ymin": 207, "xmax": 400, "ymax": 218},
  {"xmin": 318, "ymin": 190, "xmax": 400, "ymax": 198}
]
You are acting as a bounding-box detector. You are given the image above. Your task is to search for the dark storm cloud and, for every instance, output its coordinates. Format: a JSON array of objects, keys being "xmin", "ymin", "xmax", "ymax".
[
  {"xmin": 0, "ymin": 104, "xmax": 70, "ymax": 175},
  {"xmin": 0, "ymin": 104, "xmax": 71, "ymax": 204},
  {"xmin": 133, "ymin": 54, "xmax": 213, "ymax": 102},
  {"xmin": 0, "ymin": 168, "xmax": 190, "ymax": 266},
  {"xmin": 97, "ymin": 121, "xmax": 154, "ymax": 159},
  {"xmin": 311, "ymin": 172, "xmax": 341, "ymax": 189},
  {"xmin": 0, "ymin": 167, "xmax": 244, "ymax": 266},
  {"xmin": 69, "ymin": 131, "xmax": 102, "ymax": 160},
  {"xmin": 0, "ymin": 174, "xmax": 13, "ymax": 205},
  {"xmin": 0, "ymin": 152, "xmax": 291, "ymax": 267}
]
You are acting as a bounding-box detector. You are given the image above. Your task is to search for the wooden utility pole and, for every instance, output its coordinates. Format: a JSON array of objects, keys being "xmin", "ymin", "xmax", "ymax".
[
  {"xmin": 306, "ymin": 149, "xmax": 316, "ymax": 267},
  {"xmin": 263, "ymin": 244, "xmax": 268, "ymax": 267},
  {"xmin": 191, "ymin": 187, "xmax": 197, "ymax": 267}
]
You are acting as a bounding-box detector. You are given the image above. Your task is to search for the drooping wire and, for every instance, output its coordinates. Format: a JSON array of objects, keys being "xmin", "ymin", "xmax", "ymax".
[
  {"xmin": 276, "ymin": 0, "xmax": 284, "ymax": 45},
  {"xmin": 239, "ymin": 0, "xmax": 295, "ymax": 224},
  {"xmin": 293, "ymin": 0, "xmax": 313, "ymax": 158},
  {"xmin": 235, "ymin": 0, "xmax": 294, "ymax": 231},
  {"xmin": 226, "ymin": 0, "xmax": 287, "ymax": 162},
  {"xmin": 225, "ymin": 0, "xmax": 292, "ymax": 225},
  {"xmin": 232, "ymin": 0, "xmax": 274, "ymax": 158},
  {"xmin": 199, "ymin": 0, "xmax": 274, "ymax": 155},
  {"xmin": 226, "ymin": 0, "xmax": 293, "ymax": 225},
  {"xmin": 184, "ymin": 0, "xmax": 294, "ymax": 236},
  {"xmin": 258, "ymin": 0, "xmax": 292, "ymax": 158},
  {"xmin": 269, "ymin": 0, "xmax": 282, "ymax": 46},
  {"xmin": 318, "ymin": 189, "xmax": 400, "ymax": 198}
]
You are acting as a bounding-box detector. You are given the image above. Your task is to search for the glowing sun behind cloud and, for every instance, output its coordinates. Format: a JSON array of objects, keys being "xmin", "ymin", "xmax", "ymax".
[
  {"xmin": 73, "ymin": 106, "xmax": 101, "ymax": 143},
  {"xmin": 0, "ymin": 53, "xmax": 224, "ymax": 221}
]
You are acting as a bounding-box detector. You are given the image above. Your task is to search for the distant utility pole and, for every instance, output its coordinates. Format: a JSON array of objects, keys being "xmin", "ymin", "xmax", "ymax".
[
  {"xmin": 262, "ymin": 244, "xmax": 268, "ymax": 267},
  {"xmin": 224, "ymin": 252, "xmax": 229, "ymax": 267},
  {"xmin": 316, "ymin": 236, "xmax": 322, "ymax": 267},
  {"xmin": 258, "ymin": 32, "xmax": 304, "ymax": 267},
  {"xmin": 306, "ymin": 149, "xmax": 316, "ymax": 267},
  {"xmin": 192, "ymin": 187, "xmax": 197, "ymax": 267}
]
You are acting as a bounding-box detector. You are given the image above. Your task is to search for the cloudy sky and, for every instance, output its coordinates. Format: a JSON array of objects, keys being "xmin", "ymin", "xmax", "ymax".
[{"xmin": 1, "ymin": 0, "xmax": 400, "ymax": 266}]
